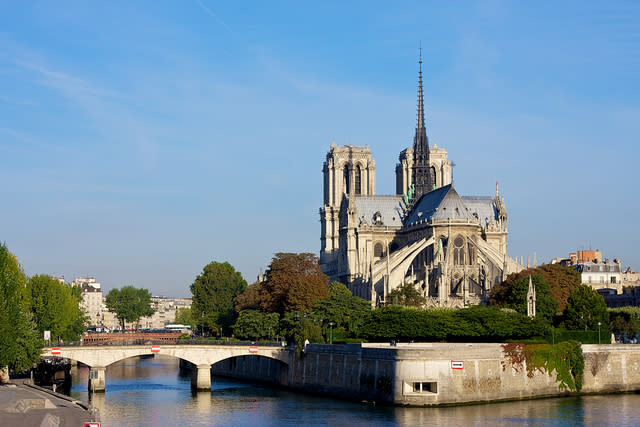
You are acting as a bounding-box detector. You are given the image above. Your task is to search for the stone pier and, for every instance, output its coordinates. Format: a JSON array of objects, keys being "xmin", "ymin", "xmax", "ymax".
[
  {"xmin": 88, "ymin": 367, "xmax": 106, "ymax": 392},
  {"xmin": 191, "ymin": 364, "xmax": 211, "ymax": 391}
]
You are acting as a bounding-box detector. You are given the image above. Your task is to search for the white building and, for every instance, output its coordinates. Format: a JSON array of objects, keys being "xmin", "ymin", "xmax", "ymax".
[{"xmin": 576, "ymin": 261, "xmax": 622, "ymax": 293}]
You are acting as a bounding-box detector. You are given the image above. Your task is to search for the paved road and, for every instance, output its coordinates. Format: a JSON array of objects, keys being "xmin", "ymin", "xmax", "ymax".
[{"xmin": 0, "ymin": 380, "xmax": 96, "ymax": 426}]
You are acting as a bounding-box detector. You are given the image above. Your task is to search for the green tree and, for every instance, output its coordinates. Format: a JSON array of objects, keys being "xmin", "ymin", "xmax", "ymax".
[
  {"xmin": 174, "ymin": 307, "xmax": 196, "ymax": 330},
  {"xmin": 25, "ymin": 275, "xmax": 87, "ymax": 342},
  {"xmin": 311, "ymin": 282, "xmax": 372, "ymax": 337},
  {"xmin": 279, "ymin": 312, "xmax": 324, "ymax": 355},
  {"xmin": 0, "ymin": 243, "xmax": 43, "ymax": 374},
  {"xmin": 232, "ymin": 310, "xmax": 280, "ymax": 340},
  {"xmin": 564, "ymin": 285, "xmax": 610, "ymax": 331},
  {"xmin": 105, "ymin": 286, "xmax": 155, "ymax": 331},
  {"xmin": 386, "ymin": 283, "xmax": 426, "ymax": 308},
  {"xmin": 491, "ymin": 264, "xmax": 580, "ymax": 312},
  {"xmin": 190, "ymin": 261, "xmax": 247, "ymax": 336},
  {"xmin": 260, "ymin": 253, "xmax": 329, "ymax": 314},
  {"xmin": 234, "ymin": 282, "xmax": 263, "ymax": 312},
  {"xmin": 498, "ymin": 275, "xmax": 558, "ymax": 323}
]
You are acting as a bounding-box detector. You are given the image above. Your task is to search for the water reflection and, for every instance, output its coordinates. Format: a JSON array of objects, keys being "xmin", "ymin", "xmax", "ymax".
[{"xmin": 68, "ymin": 356, "xmax": 640, "ymax": 427}]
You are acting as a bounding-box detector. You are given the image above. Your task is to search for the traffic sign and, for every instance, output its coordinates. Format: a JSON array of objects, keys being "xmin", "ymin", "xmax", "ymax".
[
  {"xmin": 451, "ymin": 360, "xmax": 464, "ymax": 369},
  {"xmin": 51, "ymin": 348, "xmax": 61, "ymax": 355},
  {"xmin": 248, "ymin": 346, "xmax": 258, "ymax": 353},
  {"xmin": 151, "ymin": 345, "xmax": 160, "ymax": 353}
]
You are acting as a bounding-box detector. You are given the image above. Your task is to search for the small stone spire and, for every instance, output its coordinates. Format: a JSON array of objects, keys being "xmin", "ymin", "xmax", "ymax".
[{"xmin": 527, "ymin": 275, "xmax": 537, "ymax": 318}]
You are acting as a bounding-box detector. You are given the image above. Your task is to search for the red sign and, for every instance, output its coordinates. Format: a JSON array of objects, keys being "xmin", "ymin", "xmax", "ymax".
[
  {"xmin": 51, "ymin": 348, "xmax": 61, "ymax": 355},
  {"xmin": 451, "ymin": 360, "xmax": 464, "ymax": 369},
  {"xmin": 248, "ymin": 346, "xmax": 258, "ymax": 354},
  {"xmin": 84, "ymin": 423, "xmax": 100, "ymax": 427},
  {"xmin": 151, "ymin": 345, "xmax": 160, "ymax": 353}
]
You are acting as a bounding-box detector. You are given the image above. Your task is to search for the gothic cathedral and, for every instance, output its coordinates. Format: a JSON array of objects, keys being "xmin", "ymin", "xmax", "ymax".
[{"xmin": 319, "ymin": 54, "xmax": 523, "ymax": 308}]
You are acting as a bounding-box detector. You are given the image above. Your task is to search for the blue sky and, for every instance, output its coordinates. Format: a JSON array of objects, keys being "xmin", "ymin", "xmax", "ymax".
[{"xmin": 1, "ymin": 1, "xmax": 638, "ymax": 296}]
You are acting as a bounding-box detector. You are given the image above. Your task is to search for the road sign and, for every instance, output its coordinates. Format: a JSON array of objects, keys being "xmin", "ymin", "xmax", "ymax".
[
  {"xmin": 248, "ymin": 346, "xmax": 258, "ymax": 353},
  {"xmin": 451, "ymin": 360, "xmax": 464, "ymax": 369},
  {"xmin": 84, "ymin": 423, "xmax": 100, "ymax": 427},
  {"xmin": 51, "ymin": 347, "xmax": 61, "ymax": 355},
  {"xmin": 44, "ymin": 330, "xmax": 50, "ymax": 340},
  {"xmin": 151, "ymin": 345, "xmax": 160, "ymax": 353}
]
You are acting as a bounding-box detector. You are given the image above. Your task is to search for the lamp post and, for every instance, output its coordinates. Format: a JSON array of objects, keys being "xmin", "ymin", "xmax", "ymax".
[
  {"xmin": 598, "ymin": 321, "xmax": 602, "ymax": 345},
  {"xmin": 329, "ymin": 322, "xmax": 334, "ymax": 345},
  {"xmin": 201, "ymin": 311, "xmax": 204, "ymax": 338}
]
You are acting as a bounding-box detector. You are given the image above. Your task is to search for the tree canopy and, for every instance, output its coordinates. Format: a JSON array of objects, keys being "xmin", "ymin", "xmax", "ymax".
[
  {"xmin": 26, "ymin": 274, "xmax": 87, "ymax": 341},
  {"xmin": 311, "ymin": 282, "xmax": 372, "ymax": 337},
  {"xmin": 174, "ymin": 307, "xmax": 196, "ymax": 330},
  {"xmin": 0, "ymin": 243, "xmax": 43, "ymax": 373},
  {"xmin": 260, "ymin": 253, "xmax": 329, "ymax": 314},
  {"xmin": 563, "ymin": 285, "xmax": 610, "ymax": 331},
  {"xmin": 386, "ymin": 283, "xmax": 426, "ymax": 308},
  {"xmin": 491, "ymin": 264, "xmax": 580, "ymax": 313},
  {"xmin": 491, "ymin": 274, "xmax": 558, "ymax": 323},
  {"xmin": 234, "ymin": 282, "xmax": 263, "ymax": 312},
  {"xmin": 190, "ymin": 261, "xmax": 247, "ymax": 336},
  {"xmin": 232, "ymin": 310, "xmax": 279, "ymax": 340},
  {"xmin": 105, "ymin": 286, "xmax": 155, "ymax": 331}
]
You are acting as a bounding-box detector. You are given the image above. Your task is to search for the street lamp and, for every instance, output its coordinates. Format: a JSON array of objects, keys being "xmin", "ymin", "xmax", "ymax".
[
  {"xmin": 329, "ymin": 322, "xmax": 334, "ymax": 345},
  {"xmin": 598, "ymin": 321, "xmax": 602, "ymax": 345},
  {"xmin": 201, "ymin": 311, "xmax": 204, "ymax": 338}
]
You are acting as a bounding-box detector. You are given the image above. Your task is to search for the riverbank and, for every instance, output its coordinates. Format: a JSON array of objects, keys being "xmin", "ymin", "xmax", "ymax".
[
  {"xmin": 0, "ymin": 379, "xmax": 96, "ymax": 426},
  {"xmin": 212, "ymin": 342, "xmax": 640, "ymax": 406}
]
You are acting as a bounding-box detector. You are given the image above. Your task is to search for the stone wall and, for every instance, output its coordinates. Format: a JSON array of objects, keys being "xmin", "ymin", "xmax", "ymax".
[{"xmin": 210, "ymin": 343, "xmax": 640, "ymax": 406}]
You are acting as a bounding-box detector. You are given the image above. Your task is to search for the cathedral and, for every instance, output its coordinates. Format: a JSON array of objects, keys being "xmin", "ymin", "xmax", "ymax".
[{"xmin": 319, "ymin": 55, "xmax": 523, "ymax": 308}]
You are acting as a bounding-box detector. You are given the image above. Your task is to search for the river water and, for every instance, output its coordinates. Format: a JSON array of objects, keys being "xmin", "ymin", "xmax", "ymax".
[{"xmin": 68, "ymin": 355, "xmax": 640, "ymax": 426}]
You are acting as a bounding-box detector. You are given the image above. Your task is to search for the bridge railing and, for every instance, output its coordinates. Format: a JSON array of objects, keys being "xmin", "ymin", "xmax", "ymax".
[{"xmin": 49, "ymin": 336, "xmax": 287, "ymax": 347}]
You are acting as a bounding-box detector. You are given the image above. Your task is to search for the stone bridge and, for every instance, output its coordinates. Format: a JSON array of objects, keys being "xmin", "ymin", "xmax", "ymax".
[{"xmin": 43, "ymin": 344, "xmax": 290, "ymax": 391}]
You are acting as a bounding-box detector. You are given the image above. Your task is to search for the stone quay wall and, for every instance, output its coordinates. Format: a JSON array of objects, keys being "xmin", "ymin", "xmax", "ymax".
[{"xmin": 211, "ymin": 343, "xmax": 640, "ymax": 406}]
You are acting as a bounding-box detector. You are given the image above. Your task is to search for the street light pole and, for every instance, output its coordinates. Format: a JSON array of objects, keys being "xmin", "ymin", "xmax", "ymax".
[
  {"xmin": 201, "ymin": 311, "xmax": 204, "ymax": 338},
  {"xmin": 329, "ymin": 322, "xmax": 334, "ymax": 345},
  {"xmin": 598, "ymin": 321, "xmax": 602, "ymax": 345}
]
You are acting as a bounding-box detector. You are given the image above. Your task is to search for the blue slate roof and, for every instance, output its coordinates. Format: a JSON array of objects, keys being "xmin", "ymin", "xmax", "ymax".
[
  {"xmin": 354, "ymin": 195, "xmax": 404, "ymax": 227},
  {"xmin": 461, "ymin": 196, "xmax": 498, "ymax": 225},
  {"xmin": 405, "ymin": 184, "xmax": 476, "ymax": 226}
]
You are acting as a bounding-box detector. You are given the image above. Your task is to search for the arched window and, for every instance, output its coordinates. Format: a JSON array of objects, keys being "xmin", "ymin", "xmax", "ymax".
[
  {"xmin": 374, "ymin": 243, "xmax": 384, "ymax": 258},
  {"xmin": 355, "ymin": 165, "xmax": 362, "ymax": 194},
  {"xmin": 430, "ymin": 166, "xmax": 437, "ymax": 189},
  {"xmin": 343, "ymin": 165, "xmax": 350, "ymax": 194},
  {"xmin": 453, "ymin": 236, "xmax": 465, "ymax": 265}
]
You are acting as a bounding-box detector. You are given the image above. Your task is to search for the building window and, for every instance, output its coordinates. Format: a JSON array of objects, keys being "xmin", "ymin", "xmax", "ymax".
[
  {"xmin": 453, "ymin": 236, "xmax": 465, "ymax": 265},
  {"xmin": 611, "ymin": 277, "xmax": 617, "ymax": 284},
  {"xmin": 355, "ymin": 165, "xmax": 362, "ymax": 195},
  {"xmin": 343, "ymin": 165, "xmax": 350, "ymax": 194},
  {"xmin": 374, "ymin": 243, "xmax": 384, "ymax": 258},
  {"xmin": 405, "ymin": 381, "xmax": 438, "ymax": 394},
  {"xmin": 600, "ymin": 276, "xmax": 605, "ymax": 284}
]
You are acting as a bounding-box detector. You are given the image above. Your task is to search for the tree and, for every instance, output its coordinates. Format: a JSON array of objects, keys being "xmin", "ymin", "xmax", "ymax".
[
  {"xmin": 234, "ymin": 282, "xmax": 263, "ymax": 312},
  {"xmin": 25, "ymin": 275, "xmax": 87, "ymax": 342},
  {"xmin": 174, "ymin": 307, "xmax": 196, "ymax": 330},
  {"xmin": 105, "ymin": 286, "xmax": 155, "ymax": 331},
  {"xmin": 311, "ymin": 282, "xmax": 372, "ymax": 337},
  {"xmin": 190, "ymin": 261, "xmax": 247, "ymax": 336},
  {"xmin": 0, "ymin": 243, "xmax": 43, "ymax": 375},
  {"xmin": 232, "ymin": 310, "xmax": 279, "ymax": 340},
  {"xmin": 279, "ymin": 311, "xmax": 324, "ymax": 355},
  {"xmin": 498, "ymin": 275, "xmax": 558, "ymax": 323},
  {"xmin": 260, "ymin": 253, "xmax": 329, "ymax": 314},
  {"xmin": 491, "ymin": 264, "xmax": 580, "ymax": 312},
  {"xmin": 387, "ymin": 283, "xmax": 426, "ymax": 308},
  {"xmin": 564, "ymin": 285, "xmax": 610, "ymax": 331}
]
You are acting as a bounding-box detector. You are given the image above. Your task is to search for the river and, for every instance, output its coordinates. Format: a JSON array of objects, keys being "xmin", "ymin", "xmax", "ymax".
[{"xmin": 68, "ymin": 355, "xmax": 640, "ymax": 426}]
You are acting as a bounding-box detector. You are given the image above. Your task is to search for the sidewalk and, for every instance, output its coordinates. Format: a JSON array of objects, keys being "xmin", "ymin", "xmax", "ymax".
[{"xmin": 0, "ymin": 380, "xmax": 97, "ymax": 426}]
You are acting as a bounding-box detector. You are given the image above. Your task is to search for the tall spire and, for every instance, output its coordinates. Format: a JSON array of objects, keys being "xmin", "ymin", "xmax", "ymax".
[
  {"xmin": 417, "ymin": 46, "xmax": 425, "ymax": 130},
  {"xmin": 411, "ymin": 45, "xmax": 432, "ymax": 199}
]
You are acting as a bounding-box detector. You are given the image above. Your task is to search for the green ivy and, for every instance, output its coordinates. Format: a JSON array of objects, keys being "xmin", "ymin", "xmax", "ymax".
[{"xmin": 502, "ymin": 341, "xmax": 584, "ymax": 391}]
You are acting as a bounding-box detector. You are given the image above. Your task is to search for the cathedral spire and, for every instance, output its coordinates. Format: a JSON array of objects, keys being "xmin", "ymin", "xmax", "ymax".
[
  {"xmin": 417, "ymin": 47, "xmax": 425, "ymax": 130},
  {"xmin": 411, "ymin": 46, "xmax": 432, "ymax": 199}
]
